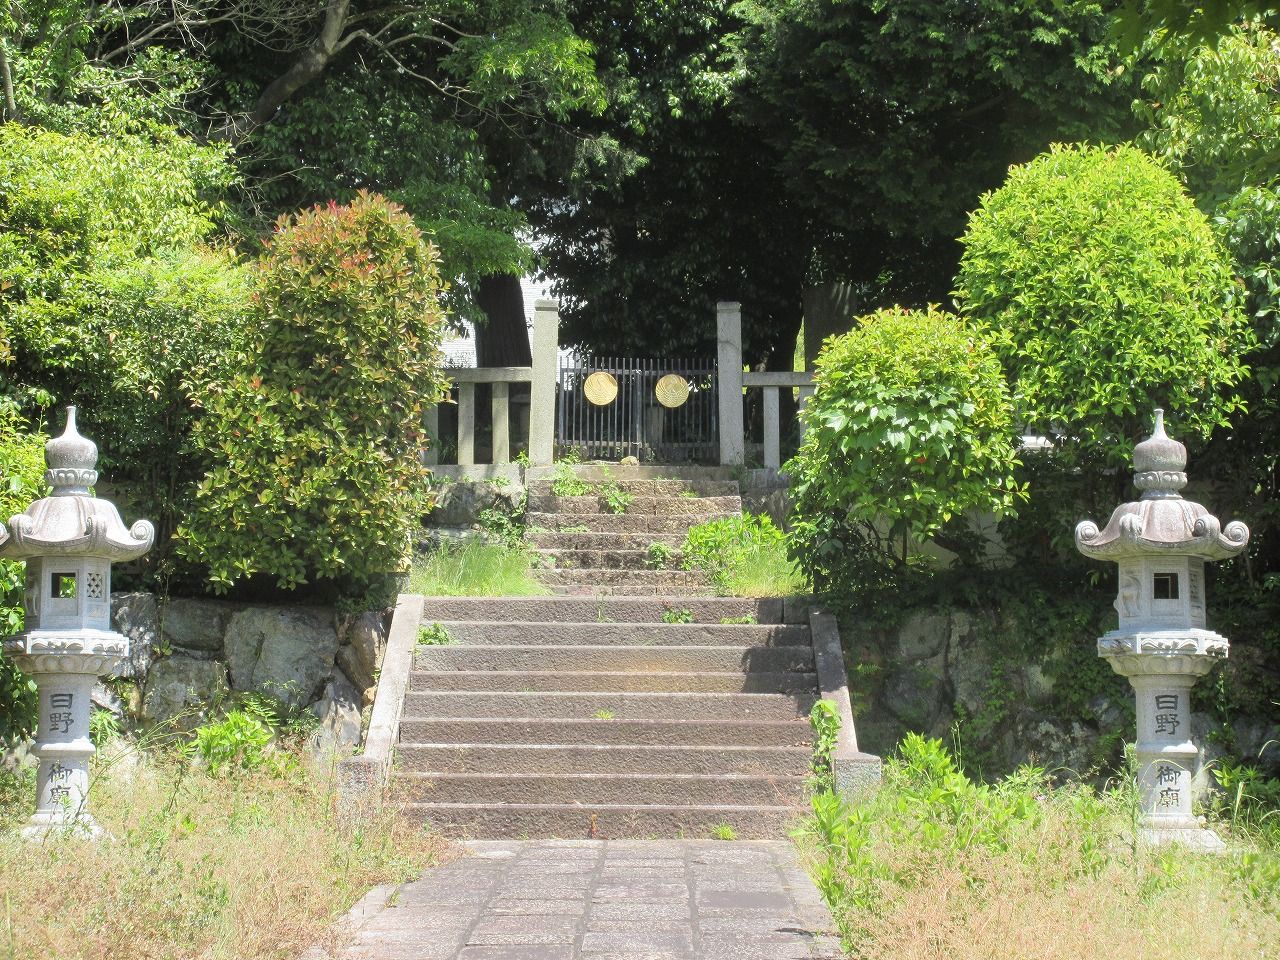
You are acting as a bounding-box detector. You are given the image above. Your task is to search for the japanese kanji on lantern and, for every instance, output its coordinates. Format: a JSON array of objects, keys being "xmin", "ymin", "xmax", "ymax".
[
  {"xmin": 0, "ymin": 407, "xmax": 153, "ymax": 838},
  {"xmin": 1076, "ymin": 409, "xmax": 1248, "ymax": 851}
]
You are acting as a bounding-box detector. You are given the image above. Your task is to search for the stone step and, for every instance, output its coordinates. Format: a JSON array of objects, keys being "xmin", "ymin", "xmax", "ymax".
[
  {"xmin": 411, "ymin": 669, "xmax": 818, "ymax": 694},
  {"xmin": 393, "ymin": 772, "xmax": 808, "ymax": 806},
  {"xmin": 397, "ymin": 717, "xmax": 813, "ymax": 748},
  {"xmin": 527, "ymin": 479, "xmax": 739, "ymax": 497},
  {"xmin": 535, "ymin": 548, "xmax": 679, "ymax": 570},
  {"xmin": 549, "ymin": 584, "xmax": 714, "ymax": 597},
  {"xmin": 526, "ymin": 495, "xmax": 742, "ymax": 517},
  {"xmin": 395, "ymin": 743, "xmax": 813, "ymax": 776},
  {"xmin": 527, "ymin": 512, "xmax": 737, "ymax": 534},
  {"xmin": 419, "ymin": 596, "xmax": 784, "ymax": 623},
  {"xmin": 535, "ymin": 568, "xmax": 710, "ymax": 588},
  {"xmin": 417, "ymin": 622, "xmax": 810, "ymax": 647},
  {"xmin": 413, "ymin": 644, "xmax": 814, "ymax": 674},
  {"xmin": 528, "ymin": 531, "xmax": 686, "ymax": 551},
  {"xmin": 401, "ymin": 691, "xmax": 817, "ymax": 721},
  {"xmin": 400, "ymin": 802, "xmax": 798, "ymax": 840}
]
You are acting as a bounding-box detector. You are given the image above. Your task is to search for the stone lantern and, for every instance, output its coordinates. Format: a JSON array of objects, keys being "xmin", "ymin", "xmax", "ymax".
[
  {"xmin": 1076, "ymin": 409, "xmax": 1248, "ymax": 851},
  {"xmin": 0, "ymin": 407, "xmax": 153, "ymax": 837}
]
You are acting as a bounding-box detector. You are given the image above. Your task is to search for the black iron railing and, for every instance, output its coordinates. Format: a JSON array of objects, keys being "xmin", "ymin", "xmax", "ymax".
[{"xmin": 556, "ymin": 355, "xmax": 718, "ymax": 463}]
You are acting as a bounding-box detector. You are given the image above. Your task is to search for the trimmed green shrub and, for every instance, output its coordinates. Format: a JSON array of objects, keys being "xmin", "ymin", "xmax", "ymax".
[
  {"xmin": 786, "ymin": 306, "xmax": 1022, "ymax": 593},
  {"xmin": 955, "ymin": 143, "xmax": 1252, "ymax": 463},
  {"xmin": 178, "ymin": 193, "xmax": 448, "ymax": 594}
]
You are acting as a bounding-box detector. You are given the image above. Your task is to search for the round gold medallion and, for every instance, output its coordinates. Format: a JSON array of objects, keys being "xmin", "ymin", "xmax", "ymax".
[
  {"xmin": 583, "ymin": 371, "xmax": 619, "ymax": 406},
  {"xmin": 655, "ymin": 374, "xmax": 690, "ymax": 408}
]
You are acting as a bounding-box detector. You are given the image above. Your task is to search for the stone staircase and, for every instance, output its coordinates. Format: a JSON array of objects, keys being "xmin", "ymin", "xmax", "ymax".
[
  {"xmin": 526, "ymin": 477, "xmax": 740, "ymax": 595},
  {"xmin": 392, "ymin": 473, "xmax": 827, "ymax": 839}
]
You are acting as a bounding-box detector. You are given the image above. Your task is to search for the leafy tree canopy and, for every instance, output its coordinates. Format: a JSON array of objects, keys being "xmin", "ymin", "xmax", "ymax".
[
  {"xmin": 0, "ymin": 0, "xmax": 606, "ymax": 323},
  {"xmin": 1114, "ymin": 0, "xmax": 1280, "ymax": 50},
  {"xmin": 1134, "ymin": 23, "xmax": 1280, "ymax": 595}
]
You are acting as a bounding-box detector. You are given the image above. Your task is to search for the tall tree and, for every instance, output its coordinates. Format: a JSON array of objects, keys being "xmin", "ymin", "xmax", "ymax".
[{"xmin": 517, "ymin": 0, "xmax": 1140, "ymax": 364}]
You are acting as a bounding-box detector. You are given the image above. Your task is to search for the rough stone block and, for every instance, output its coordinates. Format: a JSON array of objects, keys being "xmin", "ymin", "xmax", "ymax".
[
  {"xmin": 141, "ymin": 655, "xmax": 229, "ymax": 726},
  {"xmin": 111, "ymin": 592, "xmax": 158, "ymax": 679},
  {"xmin": 895, "ymin": 612, "xmax": 949, "ymax": 660},
  {"xmin": 162, "ymin": 597, "xmax": 235, "ymax": 652},
  {"xmin": 224, "ymin": 605, "xmax": 339, "ymax": 708},
  {"xmin": 309, "ymin": 667, "xmax": 364, "ymax": 760}
]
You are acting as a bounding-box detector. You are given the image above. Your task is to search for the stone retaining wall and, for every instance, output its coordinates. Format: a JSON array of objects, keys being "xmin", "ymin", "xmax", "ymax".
[
  {"xmin": 850, "ymin": 605, "xmax": 1280, "ymax": 780},
  {"xmin": 108, "ymin": 593, "xmax": 391, "ymax": 755}
]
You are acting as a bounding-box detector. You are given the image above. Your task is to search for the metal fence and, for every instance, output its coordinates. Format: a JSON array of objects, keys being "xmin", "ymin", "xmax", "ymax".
[{"xmin": 556, "ymin": 356, "xmax": 719, "ymax": 463}]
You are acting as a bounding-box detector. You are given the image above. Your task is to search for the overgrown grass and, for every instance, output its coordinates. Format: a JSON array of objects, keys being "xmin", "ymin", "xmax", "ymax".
[
  {"xmin": 682, "ymin": 513, "xmax": 809, "ymax": 597},
  {"xmin": 0, "ymin": 742, "xmax": 448, "ymax": 960},
  {"xmin": 799, "ymin": 734, "xmax": 1280, "ymax": 959},
  {"xmin": 407, "ymin": 541, "xmax": 549, "ymax": 596}
]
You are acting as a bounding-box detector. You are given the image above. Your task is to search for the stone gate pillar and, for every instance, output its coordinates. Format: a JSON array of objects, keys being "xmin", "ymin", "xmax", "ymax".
[
  {"xmin": 717, "ymin": 302, "xmax": 744, "ymax": 467},
  {"xmin": 529, "ymin": 299, "xmax": 560, "ymax": 466}
]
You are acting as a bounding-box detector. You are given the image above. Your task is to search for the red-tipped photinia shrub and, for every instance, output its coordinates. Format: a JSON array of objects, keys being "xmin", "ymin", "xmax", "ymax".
[{"xmin": 179, "ymin": 192, "xmax": 448, "ymax": 594}]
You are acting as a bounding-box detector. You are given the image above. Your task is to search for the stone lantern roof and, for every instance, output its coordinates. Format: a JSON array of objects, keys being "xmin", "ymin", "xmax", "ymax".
[
  {"xmin": 1075, "ymin": 409, "xmax": 1249, "ymax": 562},
  {"xmin": 0, "ymin": 407, "xmax": 154, "ymax": 561}
]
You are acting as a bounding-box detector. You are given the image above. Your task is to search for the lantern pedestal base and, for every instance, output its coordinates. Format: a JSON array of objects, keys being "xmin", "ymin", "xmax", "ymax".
[
  {"xmin": 1139, "ymin": 825, "xmax": 1226, "ymax": 854},
  {"xmin": 4, "ymin": 647, "xmax": 125, "ymax": 843},
  {"xmin": 20, "ymin": 812, "xmax": 104, "ymax": 841}
]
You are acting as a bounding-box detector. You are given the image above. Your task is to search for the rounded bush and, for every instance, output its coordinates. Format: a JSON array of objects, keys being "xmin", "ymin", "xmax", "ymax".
[
  {"xmin": 787, "ymin": 306, "xmax": 1022, "ymax": 586},
  {"xmin": 955, "ymin": 143, "xmax": 1252, "ymax": 459}
]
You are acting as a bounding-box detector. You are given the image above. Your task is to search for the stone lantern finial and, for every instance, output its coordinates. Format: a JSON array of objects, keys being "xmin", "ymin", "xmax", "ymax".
[
  {"xmin": 44, "ymin": 405, "xmax": 99, "ymax": 496},
  {"xmin": 1075, "ymin": 407, "xmax": 1249, "ymax": 852},
  {"xmin": 0, "ymin": 407, "xmax": 153, "ymax": 839},
  {"xmin": 1133, "ymin": 409, "xmax": 1187, "ymax": 499}
]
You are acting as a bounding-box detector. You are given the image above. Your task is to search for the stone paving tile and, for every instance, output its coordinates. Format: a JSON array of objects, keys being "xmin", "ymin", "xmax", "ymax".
[{"xmin": 328, "ymin": 840, "xmax": 841, "ymax": 960}]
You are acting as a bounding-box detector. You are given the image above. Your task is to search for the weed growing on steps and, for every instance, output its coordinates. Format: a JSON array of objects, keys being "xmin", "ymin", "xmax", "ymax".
[
  {"xmin": 662, "ymin": 607, "xmax": 694, "ymax": 624},
  {"xmin": 711, "ymin": 822, "xmax": 738, "ymax": 841},
  {"xmin": 593, "ymin": 709, "xmax": 616, "ymax": 720},
  {"xmin": 548, "ymin": 456, "xmax": 633, "ymax": 513},
  {"xmin": 719, "ymin": 615, "xmax": 758, "ymax": 625},
  {"xmin": 808, "ymin": 701, "xmax": 841, "ymax": 793},
  {"xmin": 550, "ymin": 455, "xmax": 592, "ymax": 497},
  {"xmin": 646, "ymin": 542, "xmax": 676, "ymax": 569},
  {"xmin": 797, "ymin": 734, "xmax": 1280, "ymax": 959},
  {"xmin": 599, "ymin": 481, "xmax": 634, "ymax": 514},
  {"xmin": 683, "ymin": 513, "xmax": 807, "ymax": 597},
  {"xmin": 417, "ymin": 622, "xmax": 456, "ymax": 646}
]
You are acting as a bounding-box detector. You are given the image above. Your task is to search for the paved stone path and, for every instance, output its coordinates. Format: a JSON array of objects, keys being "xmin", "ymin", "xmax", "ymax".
[{"xmin": 336, "ymin": 839, "xmax": 843, "ymax": 959}]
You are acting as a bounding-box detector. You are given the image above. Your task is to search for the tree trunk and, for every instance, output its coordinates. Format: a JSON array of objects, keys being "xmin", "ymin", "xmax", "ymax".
[
  {"xmin": 474, "ymin": 274, "xmax": 533, "ymax": 367},
  {"xmin": 233, "ymin": 0, "xmax": 352, "ymax": 138},
  {"xmin": 801, "ymin": 282, "xmax": 860, "ymax": 371},
  {"xmin": 0, "ymin": 40, "xmax": 20, "ymax": 123}
]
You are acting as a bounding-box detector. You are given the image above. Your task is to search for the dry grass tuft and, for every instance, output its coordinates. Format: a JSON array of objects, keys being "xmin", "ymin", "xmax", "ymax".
[
  {"xmin": 800, "ymin": 734, "xmax": 1280, "ymax": 960},
  {"xmin": 0, "ymin": 743, "xmax": 449, "ymax": 960}
]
